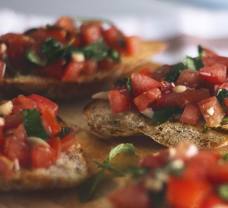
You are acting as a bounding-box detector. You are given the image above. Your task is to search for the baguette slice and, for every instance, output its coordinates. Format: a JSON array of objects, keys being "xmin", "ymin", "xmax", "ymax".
[
  {"xmin": 0, "ymin": 41, "xmax": 165, "ymax": 100},
  {"xmin": 84, "ymin": 100, "xmax": 228, "ymax": 149},
  {"xmin": 0, "ymin": 143, "xmax": 88, "ymax": 191}
]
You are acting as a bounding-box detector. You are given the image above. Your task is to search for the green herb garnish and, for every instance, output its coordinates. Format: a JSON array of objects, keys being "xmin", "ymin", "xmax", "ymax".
[
  {"xmin": 223, "ymin": 153, "xmax": 228, "ymax": 161},
  {"xmin": 152, "ymin": 107, "xmax": 182, "ymax": 124},
  {"xmin": 26, "ymin": 49, "xmax": 46, "ymax": 66},
  {"xmin": 23, "ymin": 109, "xmax": 48, "ymax": 139},
  {"xmin": 165, "ymin": 63, "xmax": 186, "ymax": 83},
  {"xmin": 59, "ymin": 127, "xmax": 71, "ymax": 138},
  {"xmin": 182, "ymin": 56, "xmax": 203, "ymax": 71},
  {"xmin": 114, "ymin": 77, "xmax": 132, "ymax": 93},
  {"xmin": 217, "ymin": 89, "xmax": 228, "ymax": 104},
  {"xmin": 218, "ymin": 184, "xmax": 228, "ymax": 201}
]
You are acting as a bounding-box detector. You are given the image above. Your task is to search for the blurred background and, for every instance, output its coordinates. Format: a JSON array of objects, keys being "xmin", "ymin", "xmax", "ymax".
[{"xmin": 1, "ymin": 0, "xmax": 228, "ymax": 63}]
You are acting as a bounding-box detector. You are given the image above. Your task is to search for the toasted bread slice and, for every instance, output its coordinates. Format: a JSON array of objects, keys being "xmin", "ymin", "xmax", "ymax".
[
  {"xmin": 0, "ymin": 41, "xmax": 165, "ymax": 100},
  {"xmin": 0, "ymin": 144, "xmax": 88, "ymax": 191},
  {"xmin": 84, "ymin": 100, "xmax": 228, "ymax": 149}
]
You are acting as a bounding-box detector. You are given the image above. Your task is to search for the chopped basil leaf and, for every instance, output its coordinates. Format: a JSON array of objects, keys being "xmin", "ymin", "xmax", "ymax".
[
  {"xmin": 114, "ymin": 77, "xmax": 132, "ymax": 93},
  {"xmin": 217, "ymin": 89, "xmax": 228, "ymax": 104},
  {"xmin": 109, "ymin": 49, "xmax": 120, "ymax": 62},
  {"xmin": 198, "ymin": 45, "xmax": 204, "ymax": 58},
  {"xmin": 23, "ymin": 109, "xmax": 48, "ymax": 140},
  {"xmin": 126, "ymin": 167, "xmax": 148, "ymax": 178},
  {"xmin": 152, "ymin": 107, "xmax": 182, "ymax": 124},
  {"xmin": 218, "ymin": 184, "xmax": 228, "ymax": 201},
  {"xmin": 26, "ymin": 49, "xmax": 46, "ymax": 66},
  {"xmin": 182, "ymin": 56, "xmax": 203, "ymax": 71},
  {"xmin": 108, "ymin": 143, "xmax": 136, "ymax": 161},
  {"xmin": 59, "ymin": 127, "xmax": 71, "ymax": 138},
  {"xmin": 222, "ymin": 117, "xmax": 228, "ymax": 124},
  {"xmin": 41, "ymin": 38, "xmax": 64, "ymax": 62},
  {"xmin": 165, "ymin": 63, "xmax": 186, "ymax": 82}
]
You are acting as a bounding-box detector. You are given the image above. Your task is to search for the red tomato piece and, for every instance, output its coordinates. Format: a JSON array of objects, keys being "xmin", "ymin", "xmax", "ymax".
[
  {"xmin": 108, "ymin": 90, "xmax": 131, "ymax": 113},
  {"xmin": 224, "ymin": 98, "xmax": 228, "ymax": 109},
  {"xmin": 55, "ymin": 16, "xmax": 76, "ymax": 33},
  {"xmin": 199, "ymin": 64, "xmax": 227, "ymax": 85},
  {"xmin": 156, "ymin": 89, "xmax": 210, "ymax": 108},
  {"xmin": 202, "ymin": 47, "xmax": 218, "ymax": 58},
  {"xmin": 124, "ymin": 36, "xmax": 139, "ymax": 56},
  {"xmin": 13, "ymin": 95, "xmax": 37, "ymax": 113},
  {"xmin": 0, "ymin": 127, "xmax": 4, "ymax": 152},
  {"xmin": 208, "ymin": 163, "xmax": 228, "ymax": 183},
  {"xmin": 201, "ymin": 194, "xmax": 228, "ymax": 208},
  {"xmin": 0, "ymin": 156, "xmax": 14, "ymax": 180},
  {"xmin": 198, "ymin": 96, "xmax": 225, "ymax": 127},
  {"xmin": 42, "ymin": 109, "xmax": 61, "ymax": 136},
  {"xmin": 61, "ymin": 134, "xmax": 76, "ymax": 152},
  {"xmin": 4, "ymin": 126, "xmax": 30, "ymax": 167},
  {"xmin": 103, "ymin": 26, "xmax": 123, "ymax": 48},
  {"xmin": 0, "ymin": 60, "xmax": 6, "ymax": 79},
  {"xmin": 38, "ymin": 59, "xmax": 66, "ymax": 79},
  {"xmin": 29, "ymin": 94, "xmax": 58, "ymax": 115},
  {"xmin": 80, "ymin": 22, "xmax": 102, "ymax": 45},
  {"xmin": 98, "ymin": 58, "xmax": 115, "ymax": 71},
  {"xmin": 203, "ymin": 56, "xmax": 228, "ymax": 67},
  {"xmin": 82, "ymin": 59, "xmax": 97, "ymax": 75},
  {"xmin": 176, "ymin": 70, "xmax": 201, "ymax": 88},
  {"xmin": 152, "ymin": 65, "xmax": 171, "ymax": 81},
  {"xmin": 4, "ymin": 112, "xmax": 23, "ymax": 129},
  {"xmin": 62, "ymin": 61, "xmax": 84, "ymax": 81},
  {"xmin": 140, "ymin": 149, "xmax": 169, "ymax": 169},
  {"xmin": 180, "ymin": 104, "xmax": 201, "ymax": 125},
  {"xmin": 183, "ymin": 151, "xmax": 219, "ymax": 180},
  {"xmin": 219, "ymin": 82, "xmax": 228, "ymax": 90},
  {"xmin": 131, "ymin": 72, "xmax": 161, "ymax": 96},
  {"xmin": 109, "ymin": 185, "xmax": 150, "ymax": 208},
  {"xmin": 31, "ymin": 145, "xmax": 56, "ymax": 169},
  {"xmin": 48, "ymin": 137, "xmax": 61, "ymax": 159},
  {"xmin": 167, "ymin": 177, "xmax": 211, "ymax": 208},
  {"xmin": 139, "ymin": 67, "xmax": 154, "ymax": 77},
  {"xmin": 134, "ymin": 88, "xmax": 161, "ymax": 111}
]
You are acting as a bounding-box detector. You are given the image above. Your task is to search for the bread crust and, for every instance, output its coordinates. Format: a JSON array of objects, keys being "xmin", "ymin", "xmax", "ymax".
[
  {"xmin": 0, "ymin": 144, "xmax": 88, "ymax": 191},
  {"xmin": 84, "ymin": 100, "xmax": 228, "ymax": 149},
  {"xmin": 0, "ymin": 41, "xmax": 165, "ymax": 100}
]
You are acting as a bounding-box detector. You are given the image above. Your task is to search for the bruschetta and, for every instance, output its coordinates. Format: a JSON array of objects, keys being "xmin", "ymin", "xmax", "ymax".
[
  {"xmin": 0, "ymin": 94, "xmax": 87, "ymax": 191},
  {"xmin": 85, "ymin": 46, "xmax": 228, "ymax": 149},
  {"xmin": 0, "ymin": 16, "xmax": 165, "ymax": 100}
]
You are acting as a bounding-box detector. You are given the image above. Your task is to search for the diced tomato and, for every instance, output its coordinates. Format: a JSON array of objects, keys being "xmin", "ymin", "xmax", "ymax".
[
  {"xmin": 0, "ymin": 156, "xmax": 14, "ymax": 180},
  {"xmin": 48, "ymin": 137, "xmax": 61, "ymax": 159},
  {"xmin": 98, "ymin": 58, "xmax": 115, "ymax": 70},
  {"xmin": 124, "ymin": 36, "xmax": 139, "ymax": 56},
  {"xmin": 12, "ymin": 95, "xmax": 37, "ymax": 113},
  {"xmin": 176, "ymin": 70, "xmax": 201, "ymax": 88},
  {"xmin": 199, "ymin": 64, "xmax": 227, "ymax": 85},
  {"xmin": 202, "ymin": 47, "xmax": 218, "ymax": 58},
  {"xmin": 4, "ymin": 126, "xmax": 30, "ymax": 167},
  {"xmin": 140, "ymin": 149, "xmax": 169, "ymax": 169},
  {"xmin": 80, "ymin": 22, "xmax": 102, "ymax": 45},
  {"xmin": 82, "ymin": 59, "xmax": 97, "ymax": 75},
  {"xmin": 38, "ymin": 59, "xmax": 66, "ymax": 80},
  {"xmin": 55, "ymin": 16, "xmax": 76, "ymax": 33},
  {"xmin": 208, "ymin": 163, "xmax": 228, "ymax": 183},
  {"xmin": 201, "ymin": 194, "xmax": 228, "ymax": 208},
  {"xmin": 183, "ymin": 151, "xmax": 219, "ymax": 180},
  {"xmin": 42, "ymin": 109, "xmax": 61, "ymax": 136},
  {"xmin": 62, "ymin": 61, "xmax": 84, "ymax": 81},
  {"xmin": 61, "ymin": 134, "xmax": 76, "ymax": 152},
  {"xmin": 103, "ymin": 26, "xmax": 123, "ymax": 48},
  {"xmin": 167, "ymin": 177, "xmax": 211, "ymax": 208},
  {"xmin": 0, "ymin": 60, "xmax": 6, "ymax": 79},
  {"xmin": 152, "ymin": 65, "xmax": 171, "ymax": 81},
  {"xmin": 224, "ymin": 98, "xmax": 228, "ymax": 109},
  {"xmin": 198, "ymin": 96, "xmax": 225, "ymax": 127},
  {"xmin": 180, "ymin": 104, "xmax": 201, "ymax": 125},
  {"xmin": 4, "ymin": 112, "xmax": 23, "ymax": 129},
  {"xmin": 31, "ymin": 145, "xmax": 56, "ymax": 169},
  {"xmin": 156, "ymin": 89, "xmax": 210, "ymax": 108},
  {"xmin": 0, "ymin": 33, "xmax": 34, "ymax": 70},
  {"xmin": 219, "ymin": 82, "xmax": 228, "ymax": 90},
  {"xmin": 0, "ymin": 127, "xmax": 4, "ymax": 152},
  {"xmin": 109, "ymin": 185, "xmax": 150, "ymax": 208},
  {"xmin": 134, "ymin": 88, "xmax": 161, "ymax": 111},
  {"xmin": 131, "ymin": 72, "xmax": 161, "ymax": 96},
  {"xmin": 203, "ymin": 56, "xmax": 228, "ymax": 68},
  {"xmin": 139, "ymin": 67, "xmax": 153, "ymax": 77},
  {"xmin": 108, "ymin": 90, "xmax": 131, "ymax": 113},
  {"xmin": 29, "ymin": 94, "xmax": 58, "ymax": 115}
]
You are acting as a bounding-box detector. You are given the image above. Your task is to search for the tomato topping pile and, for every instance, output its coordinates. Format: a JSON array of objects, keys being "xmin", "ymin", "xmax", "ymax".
[
  {"xmin": 108, "ymin": 46, "xmax": 228, "ymax": 128},
  {"xmin": 0, "ymin": 16, "xmax": 139, "ymax": 81},
  {"xmin": 109, "ymin": 143, "xmax": 228, "ymax": 208},
  {"xmin": 0, "ymin": 94, "xmax": 76, "ymax": 178}
]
